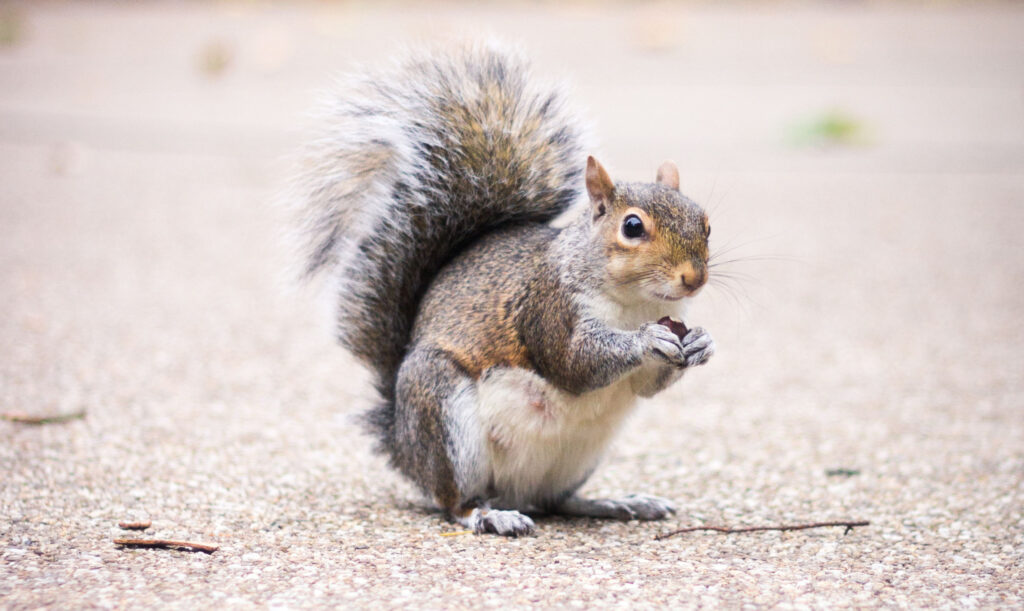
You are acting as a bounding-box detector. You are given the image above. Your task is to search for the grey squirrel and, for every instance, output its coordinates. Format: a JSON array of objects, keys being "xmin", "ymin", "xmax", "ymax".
[{"xmin": 292, "ymin": 42, "xmax": 715, "ymax": 536}]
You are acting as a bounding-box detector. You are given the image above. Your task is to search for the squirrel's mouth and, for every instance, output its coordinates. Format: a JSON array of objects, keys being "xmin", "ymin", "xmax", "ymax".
[
  {"xmin": 656, "ymin": 286, "xmax": 702, "ymax": 301},
  {"xmin": 653, "ymin": 291, "xmax": 689, "ymax": 302}
]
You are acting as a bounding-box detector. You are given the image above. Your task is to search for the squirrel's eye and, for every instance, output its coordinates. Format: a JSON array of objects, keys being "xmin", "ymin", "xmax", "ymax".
[{"xmin": 622, "ymin": 214, "xmax": 645, "ymax": 239}]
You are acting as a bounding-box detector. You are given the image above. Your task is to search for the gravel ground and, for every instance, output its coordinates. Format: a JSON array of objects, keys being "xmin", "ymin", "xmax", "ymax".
[{"xmin": 2, "ymin": 2, "xmax": 1022, "ymax": 608}]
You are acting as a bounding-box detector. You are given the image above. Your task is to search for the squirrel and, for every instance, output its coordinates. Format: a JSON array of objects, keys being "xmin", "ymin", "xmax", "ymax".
[{"xmin": 292, "ymin": 42, "xmax": 715, "ymax": 536}]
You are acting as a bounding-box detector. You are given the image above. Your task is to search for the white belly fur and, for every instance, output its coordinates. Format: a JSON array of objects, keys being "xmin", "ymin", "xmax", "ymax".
[
  {"xmin": 471, "ymin": 294, "xmax": 687, "ymax": 508},
  {"xmin": 475, "ymin": 367, "xmax": 639, "ymax": 507}
]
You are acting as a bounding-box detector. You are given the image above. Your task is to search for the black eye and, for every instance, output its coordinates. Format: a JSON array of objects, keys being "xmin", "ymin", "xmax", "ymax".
[{"xmin": 622, "ymin": 214, "xmax": 645, "ymax": 239}]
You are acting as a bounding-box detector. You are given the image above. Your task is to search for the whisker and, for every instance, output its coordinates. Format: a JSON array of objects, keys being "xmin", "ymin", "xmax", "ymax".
[
  {"xmin": 708, "ymin": 276, "xmax": 761, "ymax": 313},
  {"xmin": 710, "ymin": 271, "xmax": 759, "ymax": 285},
  {"xmin": 709, "ymin": 254, "xmax": 801, "ymax": 268},
  {"xmin": 708, "ymin": 232, "xmax": 793, "ymax": 263},
  {"xmin": 700, "ymin": 169, "xmax": 733, "ymax": 219},
  {"xmin": 706, "ymin": 279, "xmax": 749, "ymax": 314}
]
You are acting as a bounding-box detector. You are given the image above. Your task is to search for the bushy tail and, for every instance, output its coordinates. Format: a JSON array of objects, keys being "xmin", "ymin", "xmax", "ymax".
[{"xmin": 291, "ymin": 42, "xmax": 587, "ymax": 426}]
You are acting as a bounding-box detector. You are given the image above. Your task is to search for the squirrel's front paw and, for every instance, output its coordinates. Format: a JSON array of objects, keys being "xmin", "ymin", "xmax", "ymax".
[
  {"xmin": 639, "ymin": 322, "xmax": 686, "ymax": 367},
  {"xmin": 681, "ymin": 327, "xmax": 715, "ymax": 367}
]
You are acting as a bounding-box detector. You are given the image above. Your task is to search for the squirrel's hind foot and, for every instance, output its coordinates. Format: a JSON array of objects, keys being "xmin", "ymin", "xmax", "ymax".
[{"xmin": 554, "ymin": 494, "xmax": 677, "ymax": 521}]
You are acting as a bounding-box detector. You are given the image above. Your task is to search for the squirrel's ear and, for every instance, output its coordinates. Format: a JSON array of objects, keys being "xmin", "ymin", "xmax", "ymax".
[
  {"xmin": 586, "ymin": 156, "xmax": 615, "ymax": 218},
  {"xmin": 656, "ymin": 161, "xmax": 680, "ymax": 191}
]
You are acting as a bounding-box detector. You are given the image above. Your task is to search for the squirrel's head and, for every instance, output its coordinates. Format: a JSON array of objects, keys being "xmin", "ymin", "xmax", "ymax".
[{"xmin": 585, "ymin": 156, "xmax": 710, "ymax": 304}]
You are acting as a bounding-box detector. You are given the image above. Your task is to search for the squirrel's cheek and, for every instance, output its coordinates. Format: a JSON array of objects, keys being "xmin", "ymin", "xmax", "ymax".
[{"xmin": 605, "ymin": 255, "xmax": 650, "ymax": 284}]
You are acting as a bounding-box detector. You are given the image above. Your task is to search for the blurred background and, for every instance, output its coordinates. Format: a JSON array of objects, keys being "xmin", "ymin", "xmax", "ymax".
[
  {"xmin": 1, "ymin": 2, "xmax": 1022, "ymax": 607},
  {"xmin": 3, "ymin": 0, "xmax": 1021, "ymax": 428}
]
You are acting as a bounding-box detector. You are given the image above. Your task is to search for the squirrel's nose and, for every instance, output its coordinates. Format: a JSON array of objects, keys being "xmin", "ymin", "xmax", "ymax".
[{"xmin": 678, "ymin": 261, "xmax": 707, "ymax": 292}]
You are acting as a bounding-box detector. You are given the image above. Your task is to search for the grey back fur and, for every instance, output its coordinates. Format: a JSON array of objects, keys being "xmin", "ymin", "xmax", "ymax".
[{"xmin": 292, "ymin": 41, "xmax": 588, "ymax": 401}]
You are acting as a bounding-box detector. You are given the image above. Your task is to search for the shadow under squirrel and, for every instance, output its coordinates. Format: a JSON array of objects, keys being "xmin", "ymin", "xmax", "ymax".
[{"xmin": 292, "ymin": 42, "xmax": 714, "ymax": 536}]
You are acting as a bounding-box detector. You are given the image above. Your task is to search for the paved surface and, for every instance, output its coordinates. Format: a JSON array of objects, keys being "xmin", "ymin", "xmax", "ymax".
[{"xmin": 2, "ymin": 2, "xmax": 1022, "ymax": 608}]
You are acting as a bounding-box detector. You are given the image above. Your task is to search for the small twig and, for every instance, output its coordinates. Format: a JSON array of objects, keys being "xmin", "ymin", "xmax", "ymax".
[
  {"xmin": 655, "ymin": 520, "xmax": 869, "ymax": 541},
  {"xmin": 1, "ymin": 410, "xmax": 86, "ymax": 425},
  {"xmin": 117, "ymin": 521, "xmax": 152, "ymax": 531},
  {"xmin": 114, "ymin": 538, "xmax": 218, "ymax": 554},
  {"xmin": 439, "ymin": 530, "xmax": 473, "ymax": 537}
]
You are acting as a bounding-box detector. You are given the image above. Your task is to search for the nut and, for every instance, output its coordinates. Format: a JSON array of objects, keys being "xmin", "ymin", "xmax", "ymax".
[{"xmin": 657, "ymin": 316, "xmax": 689, "ymax": 339}]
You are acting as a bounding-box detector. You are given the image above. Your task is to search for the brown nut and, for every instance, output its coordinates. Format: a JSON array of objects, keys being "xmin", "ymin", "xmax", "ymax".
[{"xmin": 657, "ymin": 316, "xmax": 689, "ymax": 339}]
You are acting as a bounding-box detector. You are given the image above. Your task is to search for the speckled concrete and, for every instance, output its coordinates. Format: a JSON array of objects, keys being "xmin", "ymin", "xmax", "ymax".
[{"xmin": 2, "ymin": 2, "xmax": 1022, "ymax": 608}]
